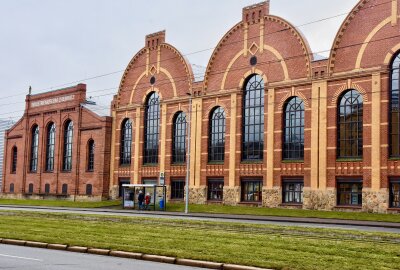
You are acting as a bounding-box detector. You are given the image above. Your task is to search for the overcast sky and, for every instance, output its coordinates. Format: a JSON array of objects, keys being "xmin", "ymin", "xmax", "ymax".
[{"xmin": 0, "ymin": 0, "xmax": 359, "ymax": 121}]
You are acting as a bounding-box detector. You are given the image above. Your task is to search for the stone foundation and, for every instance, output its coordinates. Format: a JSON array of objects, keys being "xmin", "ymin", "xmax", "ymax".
[
  {"xmin": 109, "ymin": 185, "xmax": 119, "ymax": 200},
  {"xmin": 362, "ymin": 189, "xmax": 389, "ymax": 213},
  {"xmin": 262, "ymin": 187, "xmax": 281, "ymax": 208},
  {"xmin": 223, "ymin": 186, "xmax": 240, "ymax": 205},
  {"xmin": 303, "ymin": 188, "xmax": 336, "ymax": 211},
  {"xmin": 188, "ymin": 186, "xmax": 207, "ymax": 204}
]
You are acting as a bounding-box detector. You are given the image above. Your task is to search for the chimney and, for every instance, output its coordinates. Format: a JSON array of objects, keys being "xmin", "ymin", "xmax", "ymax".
[{"xmin": 242, "ymin": 1, "xmax": 270, "ymax": 24}]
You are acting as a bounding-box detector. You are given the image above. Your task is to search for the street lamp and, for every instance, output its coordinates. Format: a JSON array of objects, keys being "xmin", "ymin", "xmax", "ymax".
[{"xmin": 185, "ymin": 92, "xmax": 192, "ymax": 214}]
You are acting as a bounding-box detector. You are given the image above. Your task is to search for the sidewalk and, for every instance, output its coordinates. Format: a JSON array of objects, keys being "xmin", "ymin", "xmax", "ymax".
[{"xmin": 1, "ymin": 204, "xmax": 399, "ymax": 229}]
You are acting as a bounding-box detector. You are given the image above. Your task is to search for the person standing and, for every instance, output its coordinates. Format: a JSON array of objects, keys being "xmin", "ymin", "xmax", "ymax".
[
  {"xmin": 138, "ymin": 190, "xmax": 144, "ymax": 210},
  {"xmin": 144, "ymin": 192, "xmax": 151, "ymax": 210}
]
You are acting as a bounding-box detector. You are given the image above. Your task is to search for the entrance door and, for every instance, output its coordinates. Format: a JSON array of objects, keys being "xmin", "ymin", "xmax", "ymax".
[{"xmin": 118, "ymin": 178, "xmax": 130, "ymax": 197}]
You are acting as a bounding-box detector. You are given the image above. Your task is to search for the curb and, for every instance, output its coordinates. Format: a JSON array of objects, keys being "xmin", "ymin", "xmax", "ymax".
[{"xmin": 0, "ymin": 238, "xmax": 273, "ymax": 270}]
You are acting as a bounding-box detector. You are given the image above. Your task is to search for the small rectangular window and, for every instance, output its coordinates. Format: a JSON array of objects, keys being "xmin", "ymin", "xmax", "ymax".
[
  {"xmin": 171, "ymin": 179, "xmax": 185, "ymax": 200},
  {"xmin": 208, "ymin": 179, "xmax": 224, "ymax": 201},
  {"xmin": 45, "ymin": 184, "xmax": 50, "ymax": 194},
  {"xmin": 337, "ymin": 179, "xmax": 362, "ymax": 206},
  {"xmin": 390, "ymin": 179, "xmax": 400, "ymax": 208},
  {"xmin": 10, "ymin": 183, "xmax": 14, "ymax": 193},
  {"xmin": 28, "ymin": 183, "xmax": 34, "ymax": 194},
  {"xmin": 282, "ymin": 179, "xmax": 303, "ymax": 204},
  {"xmin": 62, "ymin": 184, "xmax": 68, "ymax": 195},
  {"xmin": 86, "ymin": 184, "xmax": 93, "ymax": 196},
  {"xmin": 241, "ymin": 179, "xmax": 262, "ymax": 202}
]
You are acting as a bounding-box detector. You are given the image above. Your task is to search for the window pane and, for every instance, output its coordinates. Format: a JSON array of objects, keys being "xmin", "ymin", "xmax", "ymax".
[
  {"xmin": 241, "ymin": 179, "xmax": 262, "ymax": 202},
  {"xmin": 208, "ymin": 107, "xmax": 226, "ymax": 162},
  {"xmin": 46, "ymin": 123, "xmax": 56, "ymax": 171},
  {"xmin": 30, "ymin": 125, "xmax": 39, "ymax": 172},
  {"xmin": 63, "ymin": 121, "xmax": 73, "ymax": 171},
  {"xmin": 144, "ymin": 92, "xmax": 160, "ymax": 164},
  {"xmin": 120, "ymin": 119, "xmax": 132, "ymax": 165},
  {"xmin": 337, "ymin": 180, "xmax": 362, "ymax": 206},
  {"xmin": 283, "ymin": 97, "xmax": 305, "ymax": 160},
  {"xmin": 391, "ymin": 53, "xmax": 400, "ymax": 156},
  {"xmin": 172, "ymin": 112, "xmax": 187, "ymax": 163},
  {"xmin": 282, "ymin": 179, "xmax": 304, "ymax": 204},
  {"xmin": 242, "ymin": 75, "xmax": 264, "ymax": 161},
  {"xmin": 337, "ymin": 90, "xmax": 363, "ymax": 158},
  {"xmin": 208, "ymin": 179, "xmax": 224, "ymax": 201}
]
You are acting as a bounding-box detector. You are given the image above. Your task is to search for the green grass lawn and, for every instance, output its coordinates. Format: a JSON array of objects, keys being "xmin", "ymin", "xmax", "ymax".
[
  {"xmin": 1, "ymin": 198, "xmax": 399, "ymax": 223},
  {"xmin": 0, "ymin": 198, "xmax": 120, "ymax": 208},
  {"xmin": 167, "ymin": 203, "xmax": 400, "ymax": 223},
  {"xmin": 0, "ymin": 211, "xmax": 399, "ymax": 270}
]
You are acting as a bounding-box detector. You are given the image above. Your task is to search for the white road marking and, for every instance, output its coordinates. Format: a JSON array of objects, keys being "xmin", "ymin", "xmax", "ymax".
[{"xmin": 0, "ymin": 253, "xmax": 43, "ymax": 262}]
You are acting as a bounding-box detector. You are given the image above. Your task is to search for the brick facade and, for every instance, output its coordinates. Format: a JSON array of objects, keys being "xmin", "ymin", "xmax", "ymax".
[
  {"xmin": 110, "ymin": 0, "xmax": 400, "ymax": 213},
  {"xmin": 1, "ymin": 84, "xmax": 112, "ymax": 201}
]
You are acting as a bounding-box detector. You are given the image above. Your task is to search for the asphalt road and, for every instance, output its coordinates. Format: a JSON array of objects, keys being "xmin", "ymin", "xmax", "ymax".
[
  {"xmin": 0, "ymin": 205, "xmax": 399, "ymax": 233},
  {"xmin": 0, "ymin": 244, "xmax": 208, "ymax": 270}
]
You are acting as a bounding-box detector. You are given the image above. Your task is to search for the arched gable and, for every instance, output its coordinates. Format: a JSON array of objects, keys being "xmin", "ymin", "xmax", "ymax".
[{"xmin": 116, "ymin": 31, "xmax": 194, "ymax": 107}]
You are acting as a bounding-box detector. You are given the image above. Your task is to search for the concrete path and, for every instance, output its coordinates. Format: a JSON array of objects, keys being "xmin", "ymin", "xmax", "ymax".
[{"xmin": 0, "ymin": 205, "xmax": 399, "ymax": 233}]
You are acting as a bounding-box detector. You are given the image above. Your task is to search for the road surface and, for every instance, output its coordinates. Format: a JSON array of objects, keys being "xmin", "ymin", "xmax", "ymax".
[{"xmin": 0, "ymin": 244, "xmax": 208, "ymax": 270}]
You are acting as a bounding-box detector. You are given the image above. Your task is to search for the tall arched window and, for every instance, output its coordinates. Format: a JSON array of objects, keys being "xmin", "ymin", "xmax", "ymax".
[
  {"xmin": 30, "ymin": 125, "xmax": 39, "ymax": 172},
  {"xmin": 283, "ymin": 97, "xmax": 304, "ymax": 160},
  {"xmin": 390, "ymin": 52, "xmax": 400, "ymax": 157},
  {"xmin": 11, "ymin": 146, "xmax": 17, "ymax": 173},
  {"xmin": 242, "ymin": 74, "xmax": 264, "ymax": 161},
  {"xmin": 208, "ymin": 107, "xmax": 226, "ymax": 162},
  {"xmin": 46, "ymin": 122, "xmax": 56, "ymax": 172},
  {"xmin": 172, "ymin": 112, "xmax": 187, "ymax": 164},
  {"xmin": 87, "ymin": 139, "xmax": 95, "ymax": 171},
  {"xmin": 63, "ymin": 120, "xmax": 73, "ymax": 171},
  {"xmin": 144, "ymin": 92, "xmax": 160, "ymax": 164},
  {"xmin": 337, "ymin": 89, "xmax": 363, "ymax": 158},
  {"xmin": 120, "ymin": 119, "xmax": 132, "ymax": 165}
]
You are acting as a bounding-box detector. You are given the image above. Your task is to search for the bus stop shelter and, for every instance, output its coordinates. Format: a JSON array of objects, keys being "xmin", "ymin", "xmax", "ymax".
[{"xmin": 122, "ymin": 184, "xmax": 167, "ymax": 211}]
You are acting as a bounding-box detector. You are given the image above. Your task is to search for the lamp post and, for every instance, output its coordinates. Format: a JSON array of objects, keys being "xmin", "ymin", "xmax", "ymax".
[{"xmin": 185, "ymin": 93, "xmax": 192, "ymax": 214}]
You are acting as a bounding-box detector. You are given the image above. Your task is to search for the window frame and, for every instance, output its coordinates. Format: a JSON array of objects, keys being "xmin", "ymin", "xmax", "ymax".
[
  {"xmin": 389, "ymin": 178, "xmax": 400, "ymax": 208},
  {"xmin": 283, "ymin": 97, "xmax": 305, "ymax": 161},
  {"xmin": 62, "ymin": 120, "xmax": 73, "ymax": 172},
  {"xmin": 61, "ymin": 183, "xmax": 68, "ymax": 195},
  {"xmin": 207, "ymin": 179, "xmax": 224, "ymax": 201},
  {"xmin": 11, "ymin": 146, "xmax": 17, "ymax": 173},
  {"xmin": 86, "ymin": 184, "xmax": 93, "ymax": 196},
  {"xmin": 87, "ymin": 139, "xmax": 95, "ymax": 172},
  {"xmin": 171, "ymin": 179, "xmax": 185, "ymax": 200},
  {"xmin": 241, "ymin": 74, "xmax": 265, "ymax": 162},
  {"xmin": 28, "ymin": 183, "xmax": 34, "ymax": 194},
  {"xmin": 336, "ymin": 178, "xmax": 363, "ymax": 207},
  {"xmin": 208, "ymin": 107, "xmax": 226, "ymax": 163},
  {"xmin": 30, "ymin": 125, "xmax": 39, "ymax": 172},
  {"xmin": 9, "ymin": 183, "xmax": 14, "ymax": 193},
  {"xmin": 45, "ymin": 122, "xmax": 56, "ymax": 172},
  {"xmin": 337, "ymin": 89, "xmax": 363, "ymax": 159},
  {"xmin": 390, "ymin": 52, "xmax": 400, "ymax": 157},
  {"xmin": 172, "ymin": 112, "xmax": 187, "ymax": 164},
  {"xmin": 143, "ymin": 92, "xmax": 160, "ymax": 165},
  {"xmin": 282, "ymin": 178, "xmax": 304, "ymax": 204},
  {"xmin": 120, "ymin": 119, "xmax": 132, "ymax": 166},
  {"xmin": 241, "ymin": 178, "xmax": 263, "ymax": 203},
  {"xmin": 44, "ymin": 183, "xmax": 50, "ymax": 194}
]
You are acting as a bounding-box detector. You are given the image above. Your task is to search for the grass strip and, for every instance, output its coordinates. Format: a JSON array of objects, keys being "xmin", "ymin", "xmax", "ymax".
[
  {"xmin": 166, "ymin": 203, "xmax": 400, "ymax": 223},
  {"xmin": 0, "ymin": 198, "xmax": 120, "ymax": 208},
  {"xmin": 0, "ymin": 210, "xmax": 399, "ymax": 270}
]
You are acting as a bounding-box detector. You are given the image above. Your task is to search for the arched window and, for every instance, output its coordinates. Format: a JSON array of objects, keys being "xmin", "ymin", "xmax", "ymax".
[
  {"xmin": 172, "ymin": 112, "xmax": 187, "ymax": 164},
  {"xmin": 390, "ymin": 52, "xmax": 400, "ymax": 157},
  {"xmin": 144, "ymin": 92, "xmax": 160, "ymax": 164},
  {"xmin": 242, "ymin": 74, "xmax": 264, "ymax": 161},
  {"xmin": 337, "ymin": 89, "xmax": 363, "ymax": 158},
  {"xmin": 45, "ymin": 183, "xmax": 50, "ymax": 194},
  {"xmin": 28, "ymin": 183, "xmax": 34, "ymax": 194},
  {"xmin": 46, "ymin": 122, "xmax": 56, "ymax": 172},
  {"xmin": 208, "ymin": 107, "xmax": 226, "ymax": 162},
  {"xmin": 62, "ymin": 183, "xmax": 68, "ymax": 194},
  {"xmin": 120, "ymin": 119, "xmax": 132, "ymax": 165},
  {"xmin": 63, "ymin": 120, "xmax": 73, "ymax": 171},
  {"xmin": 30, "ymin": 125, "xmax": 39, "ymax": 172},
  {"xmin": 283, "ymin": 97, "xmax": 305, "ymax": 160},
  {"xmin": 87, "ymin": 139, "xmax": 95, "ymax": 171},
  {"xmin": 11, "ymin": 146, "xmax": 17, "ymax": 173},
  {"xmin": 86, "ymin": 184, "xmax": 93, "ymax": 195}
]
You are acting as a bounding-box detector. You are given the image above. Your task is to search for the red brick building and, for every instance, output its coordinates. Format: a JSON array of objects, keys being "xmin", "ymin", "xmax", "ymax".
[
  {"xmin": 110, "ymin": 0, "xmax": 400, "ymax": 213},
  {"xmin": 1, "ymin": 84, "xmax": 112, "ymax": 201}
]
